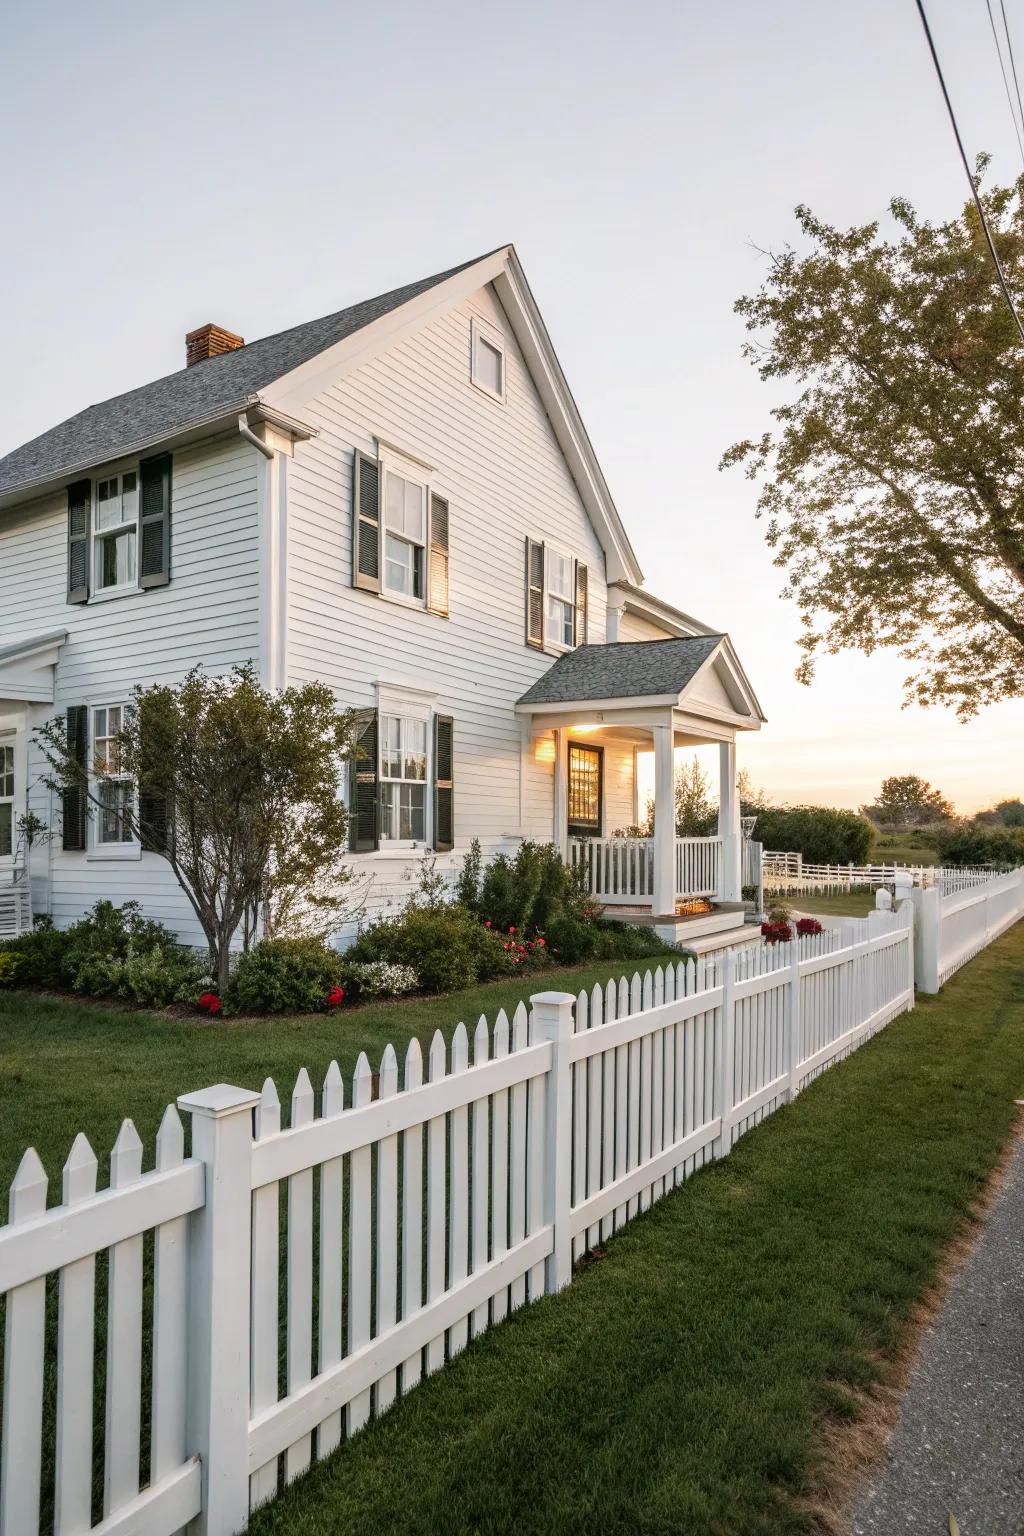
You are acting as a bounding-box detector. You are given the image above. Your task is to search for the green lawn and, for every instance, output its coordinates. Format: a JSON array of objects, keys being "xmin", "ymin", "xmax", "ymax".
[
  {"xmin": 0, "ymin": 960, "xmax": 646, "ymax": 1189},
  {"xmin": 789, "ymin": 889, "xmax": 877, "ymax": 918},
  {"xmin": 237, "ymin": 923, "xmax": 1024, "ymax": 1536}
]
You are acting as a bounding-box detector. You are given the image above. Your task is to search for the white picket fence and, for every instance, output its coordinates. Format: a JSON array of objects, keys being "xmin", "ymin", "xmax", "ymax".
[
  {"xmin": 912, "ymin": 867, "xmax": 1024, "ymax": 992},
  {"xmin": 0, "ymin": 907, "xmax": 917, "ymax": 1536}
]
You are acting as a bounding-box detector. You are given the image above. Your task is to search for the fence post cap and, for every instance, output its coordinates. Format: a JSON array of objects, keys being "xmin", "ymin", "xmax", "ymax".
[
  {"xmin": 529, "ymin": 990, "xmax": 577, "ymax": 1007},
  {"xmin": 178, "ymin": 1083, "xmax": 261, "ymax": 1119}
]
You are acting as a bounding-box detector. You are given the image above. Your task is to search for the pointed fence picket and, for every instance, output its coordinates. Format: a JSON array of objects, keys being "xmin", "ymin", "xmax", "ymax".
[{"xmin": 0, "ymin": 900, "xmax": 936, "ymax": 1536}]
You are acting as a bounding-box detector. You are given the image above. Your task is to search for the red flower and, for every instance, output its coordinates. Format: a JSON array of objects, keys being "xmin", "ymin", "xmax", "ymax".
[
  {"xmin": 517, "ymin": 945, "xmax": 526, "ymax": 954},
  {"xmin": 760, "ymin": 921, "xmax": 793, "ymax": 945},
  {"xmin": 198, "ymin": 990, "xmax": 222, "ymax": 1016},
  {"xmin": 503, "ymin": 942, "xmax": 512, "ymax": 951},
  {"xmin": 535, "ymin": 936, "xmax": 546, "ymax": 948},
  {"xmin": 484, "ymin": 919, "xmax": 492, "ymax": 929},
  {"xmin": 325, "ymin": 984, "xmax": 345, "ymax": 1009},
  {"xmin": 508, "ymin": 926, "xmax": 517, "ymax": 935},
  {"xmin": 796, "ymin": 917, "xmax": 823, "ymax": 937}
]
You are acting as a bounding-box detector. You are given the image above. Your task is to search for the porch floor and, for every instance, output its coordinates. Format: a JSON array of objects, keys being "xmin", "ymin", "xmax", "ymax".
[{"xmin": 600, "ymin": 901, "xmax": 760, "ymax": 954}]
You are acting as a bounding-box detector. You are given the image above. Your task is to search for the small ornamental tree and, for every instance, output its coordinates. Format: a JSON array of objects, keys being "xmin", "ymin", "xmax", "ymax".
[{"xmin": 36, "ymin": 664, "xmax": 356, "ymax": 992}]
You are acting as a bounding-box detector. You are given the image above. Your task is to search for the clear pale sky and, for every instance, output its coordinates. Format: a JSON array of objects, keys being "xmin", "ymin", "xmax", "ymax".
[{"xmin": 3, "ymin": 0, "xmax": 1022, "ymax": 813}]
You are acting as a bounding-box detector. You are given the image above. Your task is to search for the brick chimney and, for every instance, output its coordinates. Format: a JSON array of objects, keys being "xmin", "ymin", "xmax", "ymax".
[{"xmin": 185, "ymin": 323, "xmax": 245, "ymax": 367}]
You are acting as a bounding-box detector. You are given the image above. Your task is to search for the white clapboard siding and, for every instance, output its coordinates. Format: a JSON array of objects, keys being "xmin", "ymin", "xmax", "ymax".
[{"xmin": 5, "ymin": 897, "xmax": 983, "ymax": 1536}]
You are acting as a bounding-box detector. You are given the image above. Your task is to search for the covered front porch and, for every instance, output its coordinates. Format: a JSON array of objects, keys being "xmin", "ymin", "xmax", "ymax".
[{"xmin": 516, "ymin": 633, "xmax": 765, "ymax": 946}]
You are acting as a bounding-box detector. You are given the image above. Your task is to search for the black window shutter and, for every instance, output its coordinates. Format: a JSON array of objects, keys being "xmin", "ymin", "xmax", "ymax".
[
  {"xmin": 349, "ymin": 709, "xmax": 379, "ymax": 851},
  {"xmin": 352, "ymin": 450, "xmax": 382, "ymax": 592},
  {"xmin": 525, "ymin": 537, "xmax": 544, "ymax": 649},
  {"xmin": 574, "ymin": 561, "xmax": 589, "ymax": 646},
  {"xmin": 67, "ymin": 481, "xmax": 91, "ymax": 604},
  {"xmin": 433, "ymin": 714, "xmax": 454, "ymax": 852},
  {"xmin": 428, "ymin": 493, "xmax": 450, "ymax": 617},
  {"xmin": 62, "ymin": 705, "xmax": 88, "ymax": 850},
  {"xmin": 139, "ymin": 453, "xmax": 172, "ymax": 589}
]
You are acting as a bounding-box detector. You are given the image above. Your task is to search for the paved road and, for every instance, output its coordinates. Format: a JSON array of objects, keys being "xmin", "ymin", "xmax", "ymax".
[{"xmin": 850, "ymin": 1131, "xmax": 1024, "ymax": 1536}]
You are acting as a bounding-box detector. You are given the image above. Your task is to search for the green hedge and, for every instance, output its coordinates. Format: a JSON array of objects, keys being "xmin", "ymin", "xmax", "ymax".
[{"xmin": 752, "ymin": 806, "xmax": 873, "ymax": 865}]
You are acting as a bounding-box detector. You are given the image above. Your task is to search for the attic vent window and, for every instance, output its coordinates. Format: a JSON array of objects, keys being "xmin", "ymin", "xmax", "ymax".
[{"xmin": 470, "ymin": 317, "xmax": 505, "ymax": 401}]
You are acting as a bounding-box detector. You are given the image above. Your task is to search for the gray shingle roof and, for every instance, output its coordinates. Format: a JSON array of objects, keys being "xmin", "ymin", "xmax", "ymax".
[
  {"xmin": 0, "ymin": 252, "xmax": 498, "ymax": 500},
  {"xmin": 516, "ymin": 636, "xmax": 724, "ymax": 706}
]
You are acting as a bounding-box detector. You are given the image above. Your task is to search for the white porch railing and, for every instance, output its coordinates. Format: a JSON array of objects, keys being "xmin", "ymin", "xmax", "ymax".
[
  {"xmin": 569, "ymin": 836, "xmax": 723, "ymax": 905},
  {"xmin": 0, "ymin": 870, "xmax": 31, "ymax": 939}
]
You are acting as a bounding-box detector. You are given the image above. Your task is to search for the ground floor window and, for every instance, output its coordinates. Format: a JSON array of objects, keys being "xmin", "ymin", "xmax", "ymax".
[
  {"xmin": 568, "ymin": 741, "xmax": 603, "ymax": 837},
  {"xmin": 92, "ymin": 704, "xmax": 135, "ymax": 846},
  {"xmin": 380, "ymin": 713, "xmax": 428, "ymax": 842},
  {"xmin": 0, "ymin": 740, "xmax": 13, "ymax": 858}
]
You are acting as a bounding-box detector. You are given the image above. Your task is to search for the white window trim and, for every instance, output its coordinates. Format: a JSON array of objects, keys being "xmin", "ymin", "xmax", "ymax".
[
  {"xmin": 378, "ymin": 712, "xmax": 431, "ymax": 851},
  {"xmin": 470, "ymin": 316, "xmax": 506, "ymax": 403},
  {"xmin": 86, "ymin": 701, "xmax": 141, "ymax": 862},
  {"xmin": 91, "ymin": 460, "xmax": 142, "ymax": 601},
  {"xmin": 543, "ymin": 544, "xmax": 576, "ymax": 655},
  {"xmin": 375, "ymin": 682, "xmax": 436, "ymax": 850},
  {"xmin": 378, "ymin": 446, "xmax": 431, "ymax": 610},
  {"xmin": 0, "ymin": 731, "xmax": 16, "ymax": 867}
]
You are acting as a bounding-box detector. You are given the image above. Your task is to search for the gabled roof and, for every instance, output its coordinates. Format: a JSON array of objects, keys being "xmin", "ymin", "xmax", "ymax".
[
  {"xmin": 517, "ymin": 636, "xmax": 724, "ymax": 706},
  {"xmin": 0, "ymin": 254, "xmax": 491, "ymax": 501}
]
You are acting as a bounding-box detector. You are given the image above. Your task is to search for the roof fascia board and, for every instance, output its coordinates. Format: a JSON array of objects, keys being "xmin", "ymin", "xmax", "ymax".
[
  {"xmin": 514, "ymin": 693, "xmax": 681, "ymax": 717},
  {"xmin": 610, "ymin": 581, "xmax": 716, "ymax": 638},
  {"xmin": 259, "ymin": 251, "xmax": 512, "ymax": 418},
  {"xmin": 0, "ymin": 414, "xmax": 246, "ymax": 515},
  {"xmin": 0, "ymin": 627, "xmax": 68, "ymax": 667},
  {"xmin": 679, "ymin": 641, "xmax": 765, "ymax": 726},
  {"xmin": 494, "ymin": 256, "xmax": 643, "ymax": 586},
  {"xmin": 716, "ymin": 635, "xmax": 767, "ymax": 722}
]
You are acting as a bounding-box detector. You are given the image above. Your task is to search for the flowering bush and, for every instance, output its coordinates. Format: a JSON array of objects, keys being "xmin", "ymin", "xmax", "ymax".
[
  {"xmin": 198, "ymin": 990, "xmax": 222, "ymax": 1016},
  {"xmin": 795, "ymin": 917, "xmax": 824, "ymax": 937},
  {"xmin": 761, "ymin": 920, "xmax": 793, "ymax": 944},
  {"xmin": 343, "ymin": 960, "xmax": 419, "ymax": 998}
]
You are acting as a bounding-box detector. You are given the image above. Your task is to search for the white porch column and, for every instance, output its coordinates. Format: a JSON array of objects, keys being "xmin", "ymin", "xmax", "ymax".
[
  {"xmin": 653, "ymin": 720, "xmax": 675, "ymax": 917},
  {"xmin": 553, "ymin": 729, "xmax": 569, "ymax": 859},
  {"xmin": 606, "ymin": 588, "xmax": 625, "ymax": 643},
  {"xmin": 718, "ymin": 739, "xmax": 742, "ymax": 902}
]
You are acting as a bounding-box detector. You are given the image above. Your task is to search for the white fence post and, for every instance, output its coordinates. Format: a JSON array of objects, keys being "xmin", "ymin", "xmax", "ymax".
[
  {"xmin": 911, "ymin": 886, "xmax": 941, "ymax": 995},
  {"xmin": 530, "ymin": 991, "xmax": 575, "ymax": 1293},
  {"xmin": 786, "ymin": 941, "xmax": 802, "ymax": 1101},
  {"xmin": 178, "ymin": 1084, "xmax": 260, "ymax": 1536},
  {"xmin": 715, "ymin": 949, "xmax": 737, "ymax": 1155}
]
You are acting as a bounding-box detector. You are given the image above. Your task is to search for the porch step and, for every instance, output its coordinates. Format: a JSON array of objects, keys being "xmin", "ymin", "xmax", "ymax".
[{"xmin": 681, "ymin": 923, "xmax": 762, "ymax": 957}]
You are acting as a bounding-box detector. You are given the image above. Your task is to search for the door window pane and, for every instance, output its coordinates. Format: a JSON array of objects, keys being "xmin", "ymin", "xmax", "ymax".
[{"xmin": 568, "ymin": 744, "xmax": 602, "ymax": 832}]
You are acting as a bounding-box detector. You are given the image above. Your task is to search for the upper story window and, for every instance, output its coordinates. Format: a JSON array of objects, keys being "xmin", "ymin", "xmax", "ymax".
[
  {"xmin": 525, "ymin": 538, "xmax": 588, "ymax": 653},
  {"xmin": 383, "ymin": 466, "xmax": 427, "ymax": 601},
  {"xmin": 471, "ymin": 317, "xmax": 505, "ymax": 402},
  {"xmin": 545, "ymin": 549, "xmax": 576, "ymax": 648},
  {"xmin": 0, "ymin": 740, "xmax": 14, "ymax": 859},
  {"xmin": 380, "ymin": 713, "xmax": 428, "ymax": 843},
  {"xmin": 94, "ymin": 471, "xmax": 139, "ymax": 591},
  {"xmin": 91, "ymin": 704, "xmax": 135, "ymax": 846}
]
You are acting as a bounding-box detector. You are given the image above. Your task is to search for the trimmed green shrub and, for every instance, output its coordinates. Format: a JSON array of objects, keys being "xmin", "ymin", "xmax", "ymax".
[
  {"xmin": 348, "ymin": 907, "xmax": 488, "ymax": 994},
  {"xmin": 0, "ymin": 951, "xmax": 20, "ymax": 986},
  {"xmin": 932, "ymin": 821, "xmax": 1024, "ymax": 868},
  {"xmin": 0, "ymin": 919, "xmax": 70, "ymax": 987},
  {"xmin": 472, "ymin": 841, "xmax": 585, "ymax": 935},
  {"xmin": 72, "ymin": 944, "xmax": 204, "ymax": 1008},
  {"xmin": 228, "ymin": 937, "xmax": 345, "ymax": 1015},
  {"xmin": 752, "ymin": 806, "xmax": 873, "ymax": 865},
  {"xmin": 63, "ymin": 900, "xmax": 182, "ymax": 979},
  {"xmin": 544, "ymin": 913, "xmax": 674, "ymax": 965}
]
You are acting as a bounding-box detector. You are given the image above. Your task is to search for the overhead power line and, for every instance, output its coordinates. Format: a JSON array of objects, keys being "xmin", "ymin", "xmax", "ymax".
[
  {"xmin": 915, "ymin": 0, "xmax": 1024, "ymax": 345},
  {"xmin": 985, "ymin": 0, "xmax": 1024, "ymax": 161},
  {"xmin": 999, "ymin": 0, "xmax": 1024, "ymax": 149}
]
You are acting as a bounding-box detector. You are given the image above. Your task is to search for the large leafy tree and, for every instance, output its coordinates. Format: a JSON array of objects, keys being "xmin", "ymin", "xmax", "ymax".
[
  {"xmin": 723, "ymin": 165, "xmax": 1024, "ymax": 718},
  {"xmin": 865, "ymin": 774, "xmax": 953, "ymax": 829},
  {"xmin": 38, "ymin": 664, "xmax": 355, "ymax": 990}
]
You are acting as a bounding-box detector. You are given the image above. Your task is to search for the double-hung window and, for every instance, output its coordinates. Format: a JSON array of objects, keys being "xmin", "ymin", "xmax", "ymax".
[
  {"xmin": 94, "ymin": 470, "xmax": 139, "ymax": 592},
  {"xmin": 380, "ymin": 714, "xmax": 428, "ymax": 843},
  {"xmin": 545, "ymin": 548, "xmax": 575, "ymax": 649},
  {"xmin": 0, "ymin": 740, "xmax": 14, "ymax": 859},
  {"xmin": 383, "ymin": 465, "xmax": 427, "ymax": 601},
  {"xmin": 92, "ymin": 704, "xmax": 134, "ymax": 846}
]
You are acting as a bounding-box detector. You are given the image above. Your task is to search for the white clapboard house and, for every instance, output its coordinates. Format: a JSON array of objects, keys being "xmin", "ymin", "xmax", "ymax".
[{"xmin": 0, "ymin": 245, "xmax": 764, "ymax": 947}]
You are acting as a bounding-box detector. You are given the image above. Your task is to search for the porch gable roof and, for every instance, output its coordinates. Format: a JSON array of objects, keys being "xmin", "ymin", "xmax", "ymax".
[{"xmin": 517, "ymin": 636, "xmax": 722, "ymax": 705}]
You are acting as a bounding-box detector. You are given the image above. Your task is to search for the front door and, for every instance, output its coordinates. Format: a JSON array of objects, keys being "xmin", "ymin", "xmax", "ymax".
[{"xmin": 567, "ymin": 741, "xmax": 603, "ymax": 839}]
